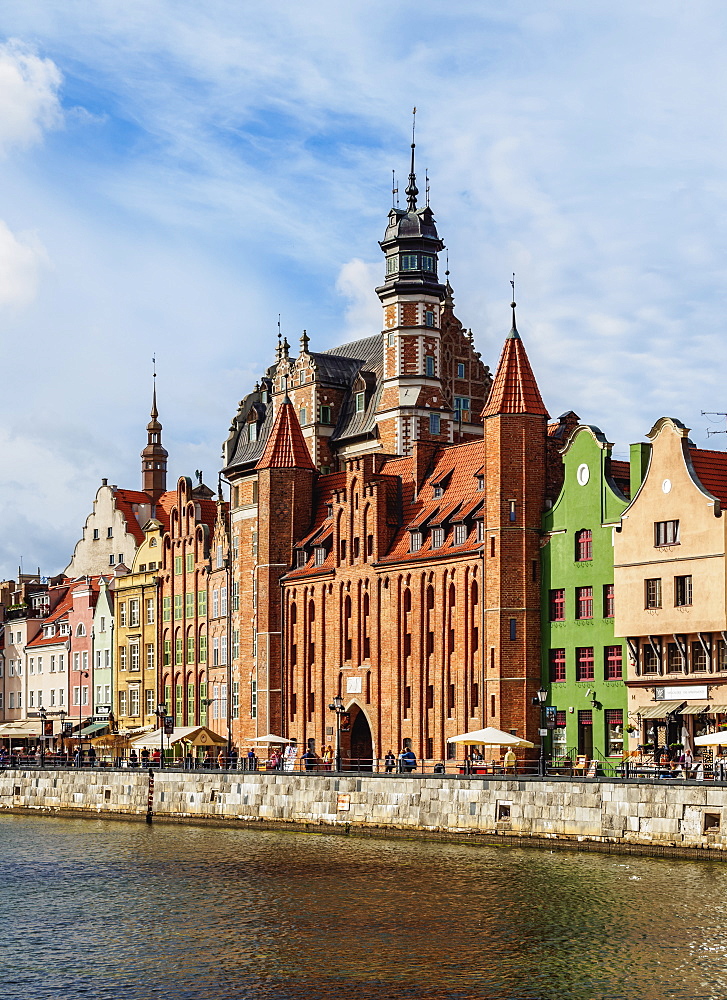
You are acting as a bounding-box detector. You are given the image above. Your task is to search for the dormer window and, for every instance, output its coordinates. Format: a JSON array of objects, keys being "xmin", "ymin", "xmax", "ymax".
[
  {"xmin": 296, "ymin": 550, "xmax": 307, "ymax": 568},
  {"xmin": 431, "ymin": 527, "xmax": 444, "ymax": 548},
  {"xmin": 409, "ymin": 530, "xmax": 422, "ymax": 553},
  {"xmin": 454, "ymin": 524, "xmax": 467, "ymax": 546},
  {"xmin": 355, "ymin": 392, "xmax": 365, "ymax": 413},
  {"xmin": 326, "ymin": 503, "xmax": 333, "ymax": 518},
  {"xmin": 433, "ymin": 485, "xmax": 443, "ymax": 499},
  {"xmin": 248, "ymin": 422, "xmax": 258, "ymax": 443},
  {"xmin": 314, "ymin": 547, "xmax": 325, "ymax": 567},
  {"xmin": 476, "ymin": 475, "xmax": 485, "ymax": 491}
]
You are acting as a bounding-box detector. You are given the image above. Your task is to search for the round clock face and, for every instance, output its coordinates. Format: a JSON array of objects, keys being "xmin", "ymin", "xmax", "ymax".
[
  {"xmin": 662, "ymin": 479, "xmax": 672, "ymax": 494},
  {"xmin": 576, "ymin": 463, "xmax": 590, "ymax": 486}
]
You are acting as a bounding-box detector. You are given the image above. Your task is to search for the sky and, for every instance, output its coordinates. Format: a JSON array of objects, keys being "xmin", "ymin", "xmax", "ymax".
[{"xmin": 2, "ymin": 1, "xmax": 727, "ymax": 580}]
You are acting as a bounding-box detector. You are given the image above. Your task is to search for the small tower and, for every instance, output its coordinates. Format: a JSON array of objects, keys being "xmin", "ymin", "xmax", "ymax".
[
  {"xmin": 375, "ymin": 115, "xmax": 448, "ymax": 456},
  {"xmin": 141, "ymin": 372, "xmax": 168, "ymax": 504},
  {"xmin": 481, "ymin": 298, "xmax": 549, "ymax": 744}
]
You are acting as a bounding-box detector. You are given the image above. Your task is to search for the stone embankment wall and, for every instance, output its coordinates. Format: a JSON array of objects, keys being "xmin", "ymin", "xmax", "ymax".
[{"xmin": 3, "ymin": 769, "xmax": 727, "ymax": 858}]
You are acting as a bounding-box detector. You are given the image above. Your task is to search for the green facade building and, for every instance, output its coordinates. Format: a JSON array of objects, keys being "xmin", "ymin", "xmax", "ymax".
[{"xmin": 541, "ymin": 425, "xmax": 631, "ymax": 765}]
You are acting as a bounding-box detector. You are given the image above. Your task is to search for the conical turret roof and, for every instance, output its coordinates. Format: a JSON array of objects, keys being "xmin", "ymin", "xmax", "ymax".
[
  {"xmin": 255, "ymin": 397, "xmax": 316, "ymax": 471},
  {"xmin": 481, "ymin": 308, "xmax": 548, "ymax": 418}
]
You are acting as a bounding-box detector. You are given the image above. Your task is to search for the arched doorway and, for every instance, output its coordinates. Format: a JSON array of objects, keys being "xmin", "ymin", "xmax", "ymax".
[{"xmin": 347, "ymin": 706, "xmax": 373, "ymax": 771}]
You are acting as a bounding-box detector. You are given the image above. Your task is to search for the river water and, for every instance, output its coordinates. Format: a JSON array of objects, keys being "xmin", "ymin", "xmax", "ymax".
[{"xmin": 1, "ymin": 815, "xmax": 725, "ymax": 1000}]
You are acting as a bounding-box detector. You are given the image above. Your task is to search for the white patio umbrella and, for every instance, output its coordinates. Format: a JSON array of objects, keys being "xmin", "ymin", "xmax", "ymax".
[
  {"xmin": 248, "ymin": 733, "xmax": 293, "ymax": 744},
  {"xmin": 694, "ymin": 732, "xmax": 727, "ymax": 747},
  {"xmin": 447, "ymin": 727, "xmax": 534, "ymax": 748}
]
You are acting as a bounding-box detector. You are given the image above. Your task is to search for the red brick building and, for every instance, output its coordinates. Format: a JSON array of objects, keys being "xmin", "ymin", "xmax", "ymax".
[{"xmin": 222, "ymin": 150, "xmax": 554, "ymax": 761}]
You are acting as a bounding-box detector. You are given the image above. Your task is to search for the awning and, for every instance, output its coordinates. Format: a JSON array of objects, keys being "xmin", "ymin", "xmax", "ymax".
[
  {"xmin": 129, "ymin": 726, "xmax": 227, "ymax": 749},
  {"xmin": 0, "ymin": 720, "xmax": 43, "ymax": 737},
  {"xmin": 709, "ymin": 705, "xmax": 727, "ymax": 715},
  {"xmin": 680, "ymin": 703, "xmax": 711, "ymax": 715},
  {"xmin": 641, "ymin": 701, "xmax": 686, "ymax": 719},
  {"xmin": 79, "ymin": 722, "xmax": 109, "ymax": 736}
]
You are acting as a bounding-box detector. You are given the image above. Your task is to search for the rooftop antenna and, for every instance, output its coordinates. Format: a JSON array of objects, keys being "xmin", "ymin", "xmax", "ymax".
[
  {"xmin": 392, "ymin": 169, "xmax": 399, "ymax": 208},
  {"xmin": 702, "ymin": 411, "xmax": 727, "ymax": 437}
]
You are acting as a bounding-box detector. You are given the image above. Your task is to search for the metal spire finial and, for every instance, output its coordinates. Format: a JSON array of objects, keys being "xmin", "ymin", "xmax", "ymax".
[
  {"xmin": 392, "ymin": 169, "xmax": 399, "ymax": 209},
  {"xmin": 150, "ymin": 355, "xmax": 158, "ymax": 418},
  {"xmin": 509, "ymin": 273, "xmax": 519, "ymax": 339},
  {"xmin": 425, "ymin": 168, "xmax": 430, "ymax": 208},
  {"xmin": 405, "ymin": 106, "xmax": 418, "ymax": 211}
]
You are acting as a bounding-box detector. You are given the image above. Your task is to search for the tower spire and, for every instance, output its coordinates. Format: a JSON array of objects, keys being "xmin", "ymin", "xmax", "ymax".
[
  {"xmin": 509, "ymin": 273, "xmax": 519, "ymax": 339},
  {"xmin": 405, "ymin": 106, "xmax": 418, "ymax": 211},
  {"xmin": 141, "ymin": 358, "xmax": 168, "ymax": 503}
]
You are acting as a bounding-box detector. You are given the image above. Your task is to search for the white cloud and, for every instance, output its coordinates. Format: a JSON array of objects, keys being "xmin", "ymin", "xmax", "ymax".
[
  {"xmin": 0, "ymin": 220, "xmax": 47, "ymax": 307},
  {"xmin": 0, "ymin": 39, "xmax": 62, "ymax": 154},
  {"xmin": 335, "ymin": 259, "xmax": 381, "ymax": 342}
]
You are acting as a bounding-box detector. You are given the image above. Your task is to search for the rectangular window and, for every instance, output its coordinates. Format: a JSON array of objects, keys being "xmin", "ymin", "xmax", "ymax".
[
  {"xmin": 175, "ymin": 636, "xmax": 183, "ymax": 665},
  {"xmin": 509, "ymin": 618, "xmax": 516, "ymax": 641},
  {"xmin": 299, "ymin": 408, "xmax": 307, "ymax": 426},
  {"xmin": 692, "ymin": 641, "xmax": 708, "ymax": 672},
  {"xmin": 220, "ymin": 683, "xmax": 227, "ymax": 721},
  {"xmin": 232, "ymin": 582, "xmax": 239, "ymax": 611},
  {"xmin": 575, "ymin": 586, "xmax": 593, "ymax": 620},
  {"xmin": 643, "ymin": 645, "xmax": 659, "ymax": 674},
  {"xmin": 355, "ymin": 391, "xmax": 365, "ymax": 413},
  {"xmin": 605, "ymin": 709, "xmax": 624, "ymax": 757},
  {"xmin": 213, "ymin": 637, "xmax": 219, "ymax": 666},
  {"xmin": 232, "ymin": 681, "xmax": 240, "ymax": 720},
  {"xmin": 146, "ymin": 598, "xmax": 154, "ymax": 624},
  {"xmin": 655, "ymin": 520, "xmax": 679, "ymax": 546},
  {"xmin": 576, "ymin": 647, "xmax": 595, "ymax": 681},
  {"xmin": 82, "ymin": 686, "xmax": 89, "ymax": 706},
  {"xmin": 425, "ymin": 355, "xmax": 435, "ymax": 377},
  {"xmin": 477, "ymin": 521, "xmax": 485, "ymax": 542},
  {"xmin": 175, "ymin": 684, "xmax": 183, "ymax": 725},
  {"xmin": 675, "ymin": 575, "xmax": 692, "ymax": 607},
  {"xmin": 109, "ymin": 554, "xmax": 115, "ymax": 566},
  {"xmin": 425, "ymin": 310, "xmax": 434, "ymax": 328},
  {"xmin": 174, "ymin": 555, "xmax": 183, "ymax": 575},
  {"xmin": 163, "ymin": 596, "xmax": 171, "ymax": 622},
  {"xmin": 187, "ymin": 683, "xmax": 194, "ymax": 721},
  {"xmin": 604, "ymin": 645, "xmax": 622, "ymax": 680},
  {"xmin": 453, "ymin": 523, "xmax": 467, "ymax": 546},
  {"xmin": 575, "ymin": 529, "xmax": 592, "ymax": 561},
  {"xmin": 549, "ymin": 648, "xmax": 566, "ymax": 682},
  {"xmin": 29, "ymin": 690, "xmax": 34, "ymax": 708},
  {"xmin": 129, "ymin": 643, "xmax": 140, "ymax": 671},
  {"xmin": 145, "ymin": 690, "xmax": 154, "ymax": 717},
  {"xmin": 216, "ymin": 544, "xmax": 223, "ymax": 569},
  {"xmin": 453, "ymin": 396, "xmax": 470, "ymax": 412},
  {"xmin": 409, "ymin": 531, "xmax": 422, "ymax": 553},
  {"xmin": 645, "ymin": 578, "xmax": 662, "ymax": 609},
  {"xmin": 129, "ymin": 599, "xmax": 140, "ymax": 627},
  {"xmin": 199, "ymin": 634, "xmax": 207, "ymax": 663},
  {"xmin": 185, "ymin": 592, "xmax": 194, "ymax": 618},
  {"xmin": 429, "ymin": 412, "xmax": 440, "ymax": 435},
  {"xmin": 601, "ymin": 584, "xmax": 614, "ymax": 618},
  {"xmin": 107, "ymin": 527, "xmax": 113, "ymax": 539},
  {"xmin": 549, "ymin": 589, "xmax": 565, "ymax": 621},
  {"xmin": 457, "ymin": 362, "xmax": 466, "ymax": 379},
  {"xmin": 129, "ymin": 688, "xmax": 140, "ymax": 717},
  {"xmin": 59, "ymin": 654, "xmax": 64, "ymax": 673},
  {"xmin": 184, "ymin": 553, "xmax": 191, "ymax": 572},
  {"xmin": 401, "ymin": 253, "xmax": 418, "ymax": 270},
  {"xmin": 120, "ymin": 602, "xmax": 127, "ymax": 627},
  {"xmin": 146, "ymin": 643, "xmax": 155, "ymax": 669},
  {"xmin": 187, "ymin": 635, "xmax": 195, "ymax": 664},
  {"xmin": 174, "ymin": 595, "xmax": 182, "ymax": 620},
  {"xmin": 319, "ymin": 405, "xmax": 332, "ymax": 424},
  {"xmin": 251, "ymin": 680, "xmax": 257, "ymax": 719},
  {"xmin": 118, "ymin": 691, "xmax": 127, "ymax": 716},
  {"xmin": 212, "ymin": 684, "xmax": 219, "ymax": 720},
  {"xmin": 233, "ymin": 629, "xmax": 240, "ymax": 660},
  {"xmin": 82, "ymin": 652, "xmax": 88, "ymax": 670},
  {"xmin": 315, "ymin": 547, "xmax": 325, "ymax": 566},
  {"xmin": 221, "ymin": 587, "xmax": 227, "ymax": 615},
  {"xmin": 198, "ymin": 590, "xmax": 207, "ymax": 617},
  {"xmin": 163, "ymin": 639, "xmax": 171, "ymax": 666},
  {"xmin": 431, "ymin": 527, "xmax": 444, "ymax": 548},
  {"xmin": 119, "ymin": 647, "xmax": 127, "ymax": 670},
  {"xmin": 221, "ymin": 636, "xmax": 227, "ymax": 665},
  {"xmin": 667, "ymin": 642, "xmax": 683, "ymax": 673}
]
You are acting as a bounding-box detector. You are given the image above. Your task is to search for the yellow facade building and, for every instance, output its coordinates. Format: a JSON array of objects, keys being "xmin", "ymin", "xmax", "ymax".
[{"xmin": 614, "ymin": 417, "xmax": 727, "ymax": 754}]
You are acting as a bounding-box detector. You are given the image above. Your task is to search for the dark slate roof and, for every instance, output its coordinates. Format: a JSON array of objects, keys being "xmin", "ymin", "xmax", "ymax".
[
  {"xmin": 225, "ymin": 397, "xmax": 274, "ymax": 472},
  {"xmin": 322, "ymin": 336, "xmax": 384, "ymax": 444}
]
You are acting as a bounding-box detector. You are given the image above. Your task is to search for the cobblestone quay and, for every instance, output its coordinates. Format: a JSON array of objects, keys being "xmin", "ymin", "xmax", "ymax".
[{"xmin": 3, "ymin": 769, "xmax": 727, "ymax": 858}]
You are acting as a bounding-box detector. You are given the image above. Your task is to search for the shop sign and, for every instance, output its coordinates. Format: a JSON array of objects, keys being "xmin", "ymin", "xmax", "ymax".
[{"xmin": 655, "ymin": 686, "xmax": 708, "ymax": 701}]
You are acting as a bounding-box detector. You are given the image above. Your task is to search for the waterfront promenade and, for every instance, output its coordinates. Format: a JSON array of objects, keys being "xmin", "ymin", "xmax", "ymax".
[{"xmin": 3, "ymin": 765, "xmax": 727, "ymax": 860}]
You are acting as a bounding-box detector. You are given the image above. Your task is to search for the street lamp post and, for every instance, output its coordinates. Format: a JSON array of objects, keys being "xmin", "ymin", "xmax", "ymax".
[
  {"xmin": 38, "ymin": 707, "xmax": 47, "ymax": 767},
  {"xmin": 533, "ymin": 686, "xmax": 548, "ymax": 777},
  {"xmin": 328, "ymin": 694, "xmax": 345, "ymax": 772},
  {"xmin": 58, "ymin": 709, "xmax": 67, "ymax": 764},
  {"xmin": 155, "ymin": 704, "xmax": 167, "ymax": 768}
]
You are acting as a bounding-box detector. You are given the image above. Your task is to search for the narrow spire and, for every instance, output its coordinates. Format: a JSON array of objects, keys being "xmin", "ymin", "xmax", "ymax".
[
  {"xmin": 392, "ymin": 169, "xmax": 398, "ymax": 209},
  {"xmin": 300, "ymin": 329, "xmax": 310, "ymax": 354},
  {"xmin": 142, "ymin": 357, "xmax": 168, "ymax": 502},
  {"xmin": 256, "ymin": 397, "xmax": 316, "ymax": 471},
  {"xmin": 509, "ymin": 274, "xmax": 519, "ymax": 339},
  {"xmin": 405, "ymin": 106, "xmax": 418, "ymax": 211},
  {"xmin": 482, "ymin": 295, "xmax": 548, "ymax": 418}
]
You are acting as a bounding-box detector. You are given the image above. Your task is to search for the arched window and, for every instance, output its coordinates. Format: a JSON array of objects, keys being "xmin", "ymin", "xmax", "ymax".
[
  {"xmin": 575, "ymin": 529, "xmax": 592, "ymax": 562},
  {"xmin": 76, "ymin": 623, "xmax": 86, "ymax": 637},
  {"xmin": 344, "ymin": 595, "xmax": 352, "ymax": 660}
]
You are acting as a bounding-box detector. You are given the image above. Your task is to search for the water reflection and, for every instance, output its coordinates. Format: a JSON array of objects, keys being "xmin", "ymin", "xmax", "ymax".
[{"xmin": 1, "ymin": 815, "xmax": 726, "ymax": 1000}]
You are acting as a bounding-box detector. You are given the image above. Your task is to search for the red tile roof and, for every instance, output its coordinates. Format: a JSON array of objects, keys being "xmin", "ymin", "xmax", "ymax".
[
  {"xmin": 113, "ymin": 488, "xmax": 155, "ymax": 544},
  {"xmin": 26, "ymin": 590, "xmax": 73, "ymax": 648},
  {"xmin": 482, "ymin": 328, "xmax": 548, "ymax": 418},
  {"xmin": 689, "ymin": 447, "xmax": 727, "ymax": 504},
  {"xmin": 256, "ymin": 398, "xmax": 316, "ymax": 471}
]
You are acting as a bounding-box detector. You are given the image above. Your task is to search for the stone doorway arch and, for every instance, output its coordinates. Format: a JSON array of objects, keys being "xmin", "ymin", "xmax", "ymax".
[{"xmin": 341, "ymin": 702, "xmax": 373, "ymax": 771}]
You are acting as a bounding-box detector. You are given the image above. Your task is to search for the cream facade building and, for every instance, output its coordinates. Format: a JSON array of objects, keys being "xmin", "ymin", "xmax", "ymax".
[{"xmin": 614, "ymin": 417, "xmax": 727, "ymax": 754}]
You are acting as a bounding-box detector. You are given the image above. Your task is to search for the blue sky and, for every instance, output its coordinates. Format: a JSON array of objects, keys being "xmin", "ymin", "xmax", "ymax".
[{"xmin": 2, "ymin": 1, "xmax": 727, "ymax": 579}]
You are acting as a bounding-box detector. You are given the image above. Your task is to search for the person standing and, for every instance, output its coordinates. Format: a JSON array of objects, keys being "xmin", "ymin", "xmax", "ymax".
[
  {"xmin": 246, "ymin": 748, "xmax": 257, "ymax": 771},
  {"xmin": 384, "ymin": 750, "xmax": 396, "ymax": 773},
  {"xmin": 503, "ymin": 748, "xmax": 517, "ymax": 773},
  {"xmin": 283, "ymin": 741, "xmax": 297, "ymax": 772}
]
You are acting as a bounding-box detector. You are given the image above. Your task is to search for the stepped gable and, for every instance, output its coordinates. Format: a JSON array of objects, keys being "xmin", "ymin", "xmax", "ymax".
[
  {"xmin": 482, "ymin": 309, "xmax": 548, "ymax": 418},
  {"xmin": 689, "ymin": 446, "xmax": 727, "ymax": 504},
  {"xmin": 256, "ymin": 396, "xmax": 316, "ymax": 471},
  {"xmin": 381, "ymin": 439, "xmax": 487, "ymax": 563},
  {"xmin": 153, "ymin": 490, "xmax": 177, "ymax": 531}
]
